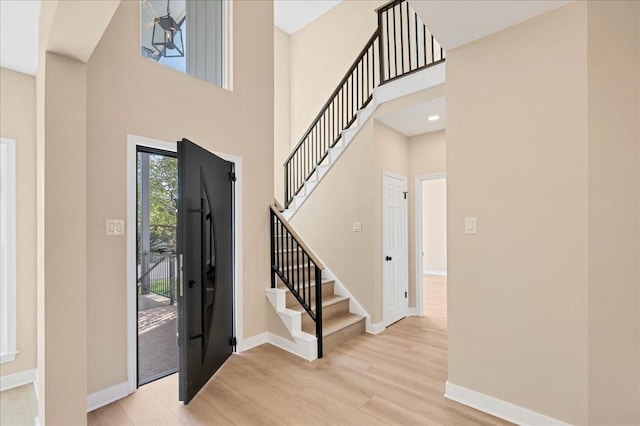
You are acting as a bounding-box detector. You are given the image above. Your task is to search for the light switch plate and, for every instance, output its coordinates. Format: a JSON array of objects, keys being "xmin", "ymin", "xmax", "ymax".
[
  {"xmin": 106, "ymin": 219, "xmax": 125, "ymax": 236},
  {"xmin": 352, "ymin": 221, "xmax": 362, "ymax": 232},
  {"xmin": 464, "ymin": 217, "xmax": 477, "ymax": 234}
]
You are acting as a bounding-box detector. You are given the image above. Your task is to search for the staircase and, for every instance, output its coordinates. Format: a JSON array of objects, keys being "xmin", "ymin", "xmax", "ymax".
[
  {"xmin": 267, "ymin": 205, "xmax": 366, "ymax": 360},
  {"xmin": 268, "ymin": 0, "xmax": 445, "ymax": 360},
  {"xmin": 283, "ymin": 0, "xmax": 444, "ymax": 217}
]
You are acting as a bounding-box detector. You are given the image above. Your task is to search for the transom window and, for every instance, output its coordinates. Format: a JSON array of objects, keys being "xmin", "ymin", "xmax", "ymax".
[{"xmin": 140, "ymin": 0, "xmax": 231, "ymax": 89}]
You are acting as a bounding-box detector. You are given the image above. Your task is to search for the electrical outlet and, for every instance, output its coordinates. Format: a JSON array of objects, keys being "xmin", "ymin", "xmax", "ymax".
[
  {"xmin": 352, "ymin": 221, "xmax": 362, "ymax": 232},
  {"xmin": 106, "ymin": 219, "xmax": 125, "ymax": 236}
]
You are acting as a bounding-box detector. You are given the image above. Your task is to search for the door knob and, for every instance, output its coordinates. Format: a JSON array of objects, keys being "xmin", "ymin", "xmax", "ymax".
[{"xmin": 385, "ymin": 256, "xmax": 392, "ymax": 261}]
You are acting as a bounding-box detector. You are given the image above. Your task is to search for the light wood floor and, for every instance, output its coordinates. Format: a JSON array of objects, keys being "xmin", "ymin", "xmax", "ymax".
[
  {"xmin": 88, "ymin": 275, "xmax": 511, "ymax": 426},
  {"xmin": 0, "ymin": 383, "xmax": 38, "ymax": 426}
]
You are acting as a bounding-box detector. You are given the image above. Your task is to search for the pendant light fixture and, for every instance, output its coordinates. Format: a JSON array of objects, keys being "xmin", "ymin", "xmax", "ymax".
[{"xmin": 152, "ymin": 0, "xmax": 184, "ymax": 58}]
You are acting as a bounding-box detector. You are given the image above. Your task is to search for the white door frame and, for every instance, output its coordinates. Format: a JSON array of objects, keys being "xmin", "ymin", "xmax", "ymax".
[
  {"xmin": 125, "ymin": 134, "xmax": 243, "ymax": 394},
  {"xmin": 382, "ymin": 171, "xmax": 409, "ymax": 327},
  {"xmin": 414, "ymin": 173, "xmax": 446, "ymax": 317}
]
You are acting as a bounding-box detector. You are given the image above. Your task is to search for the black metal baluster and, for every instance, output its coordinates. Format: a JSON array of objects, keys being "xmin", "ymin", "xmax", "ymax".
[
  {"xmin": 393, "ymin": 5, "xmax": 398, "ymax": 78},
  {"xmin": 394, "ymin": 3, "xmax": 404, "ymax": 74},
  {"xmin": 315, "ymin": 265, "xmax": 323, "ymax": 358},
  {"xmin": 298, "ymin": 241, "xmax": 306, "ymax": 302},
  {"xmin": 414, "ymin": 10, "xmax": 419, "ymax": 69},
  {"xmin": 423, "ymin": 23, "xmax": 427, "ymax": 67},
  {"xmin": 284, "ymin": 162, "xmax": 288, "ymax": 207},
  {"xmin": 278, "ymin": 221, "xmax": 283, "ymax": 282},
  {"xmin": 405, "ymin": 2, "xmax": 410, "ymax": 72},
  {"xmin": 431, "ymin": 34, "xmax": 434, "ymax": 65},
  {"xmin": 364, "ymin": 50, "xmax": 369, "ymax": 102},
  {"xmin": 270, "ymin": 210, "xmax": 274, "ymax": 288}
]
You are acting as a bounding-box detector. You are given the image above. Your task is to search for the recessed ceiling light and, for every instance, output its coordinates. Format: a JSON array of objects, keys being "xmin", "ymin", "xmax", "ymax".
[{"xmin": 428, "ymin": 115, "xmax": 440, "ymax": 121}]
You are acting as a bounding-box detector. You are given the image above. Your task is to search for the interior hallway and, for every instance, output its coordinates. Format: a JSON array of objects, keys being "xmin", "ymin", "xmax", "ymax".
[{"xmin": 87, "ymin": 273, "xmax": 509, "ymax": 426}]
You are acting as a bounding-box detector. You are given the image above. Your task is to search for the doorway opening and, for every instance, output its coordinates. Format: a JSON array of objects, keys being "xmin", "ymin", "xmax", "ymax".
[
  {"xmin": 126, "ymin": 134, "xmax": 244, "ymax": 403},
  {"xmin": 415, "ymin": 175, "xmax": 447, "ymax": 321},
  {"xmin": 136, "ymin": 147, "xmax": 179, "ymax": 386}
]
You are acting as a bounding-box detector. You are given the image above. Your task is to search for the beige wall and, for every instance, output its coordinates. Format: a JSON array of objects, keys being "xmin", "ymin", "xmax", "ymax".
[
  {"xmin": 587, "ymin": 1, "xmax": 640, "ymax": 423},
  {"xmin": 0, "ymin": 68, "xmax": 37, "ymax": 378},
  {"xmin": 292, "ymin": 115, "xmax": 448, "ymax": 325},
  {"xmin": 291, "ymin": 120, "xmax": 378, "ymax": 321},
  {"xmin": 447, "ymin": 3, "xmax": 590, "ymax": 423},
  {"xmin": 289, "ymin": 0, "xmax": 385, "ymax": 149},
  {"xmin": 445, "ymin": 1, "xmax": 640, "ymax": 423},
  {"xmin": 41, "ymin": 52, "xmax": 89, "ymax": 426},
  {"xmin": 422, "ymin": 178, "xmax": 447, "ymax": 273},
  {"xmin": 86, "ymin": 0, "xmax": 273, "ymax": 394},
  {"xmin": 407, "ymin": 130, "xmax": 446, "ymax": 308},
  {"xmin": 274, "ymin": 26, "xmax": 290, "ymax": 204}
]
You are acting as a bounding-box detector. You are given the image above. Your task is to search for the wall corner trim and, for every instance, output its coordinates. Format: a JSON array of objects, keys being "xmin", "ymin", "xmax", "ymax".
[
  {"xmin": 444, "ymin": 381, "xmax": 570, "ymax": 426},
  {"xmin": 0, "ymin": 368, "xmax": 37, "ymax": 392},
  {"xmin": 87, "ymin": 381, "xmax": 132, "ymax": 413}
]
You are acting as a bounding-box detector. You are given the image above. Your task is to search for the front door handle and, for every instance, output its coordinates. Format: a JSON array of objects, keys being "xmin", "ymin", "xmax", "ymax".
[{"xmin": 385, "ymin": 256, "xmax": 392, "ymax": 261}]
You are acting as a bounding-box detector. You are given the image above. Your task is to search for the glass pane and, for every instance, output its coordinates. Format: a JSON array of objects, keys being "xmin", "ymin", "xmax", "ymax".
[{"xmin": 140, "ymin": 0, "xmax": 226, "ymax": 88}]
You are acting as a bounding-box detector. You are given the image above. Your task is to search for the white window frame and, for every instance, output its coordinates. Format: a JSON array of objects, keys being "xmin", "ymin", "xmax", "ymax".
[{"xmin": 0, "ymin": 138, "xmax": 17, "ymax": 363}]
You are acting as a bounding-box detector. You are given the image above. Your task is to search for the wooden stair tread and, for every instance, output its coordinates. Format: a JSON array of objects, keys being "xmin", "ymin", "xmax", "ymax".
[
  {"xmin": 303, "ymin": 312, "xmax": 365, "ymax": 337},
  {"xmin": 288, "ymin": 294, "xmax": 348, "ymax": 312},
  {"xmin": 276, "ymin": 278, "xmax": 333, "ymax": 289}
]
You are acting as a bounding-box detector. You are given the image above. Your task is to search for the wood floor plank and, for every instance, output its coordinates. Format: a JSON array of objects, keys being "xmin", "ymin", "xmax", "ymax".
[
  {"xmin": 215, "ymin": 357, "xmax": 337, "ymax": 426},
  {"xmin": 360, "ymin": 395, "xmax": 441, "ymax": 426},
  {"xmin": 116, "ymin": 385, "xmax": 183, "ymax": 426},
  {"xmin": 278, "ymin": 362, "xmax": 373, "ymax": 408},
  {"xmin": 0, "ymin": 385, "xmax": 38, "ymax": 426},
  {"xmin": 145, "ymin": 373, "xmax": 234, "ymax": 426},
  {"xmin": 197, "ymin": 378, "xmax": 284, "ymax": 426},
  {"xmin": 88, "ymin": 274, "xmax": 512, "ymax": 426},
  {"xmin": 86, "ymin": 401, "xmax": 134, "ymax": 426},
  {"xmin": 294, "ymin": 387, "xmax": 387, "ymax": 425}
]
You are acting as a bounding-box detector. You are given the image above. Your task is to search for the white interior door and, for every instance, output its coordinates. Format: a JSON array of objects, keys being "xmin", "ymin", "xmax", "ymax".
[{"xmin": 383, "ymin": 172, "xmax": 408, "ymax": 327}]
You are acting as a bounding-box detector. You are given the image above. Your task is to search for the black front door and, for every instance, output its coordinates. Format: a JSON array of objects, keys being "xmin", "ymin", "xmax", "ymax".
[{"xmin": 177, "ymin": 138, "xmax": 234, "ymax": 404}]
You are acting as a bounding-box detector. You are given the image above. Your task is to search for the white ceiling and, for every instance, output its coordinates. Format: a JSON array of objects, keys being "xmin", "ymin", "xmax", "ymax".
[
  {"xmin": 409, "ymin": 0, "xmax": 572, "ymax": 51},
  {"xmin": 274, "ymin": 0, "xmax": 341, "ymax": 35},
  {"xmin": 0, "ymin": 0, "xmax": 40, "ymax": 75},
  {"xmin": 376, "ymin": 97, "xmax": 446, "ymax": 137}
]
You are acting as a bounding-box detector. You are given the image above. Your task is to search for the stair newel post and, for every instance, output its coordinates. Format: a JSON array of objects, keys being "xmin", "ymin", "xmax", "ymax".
[
  {"xmin": 270, "ymin": 208, "xmax": 276, "ymax": 289},
  {"xmin": 315, "ymin": 265, "xmax": 323, "ymax": 358}
]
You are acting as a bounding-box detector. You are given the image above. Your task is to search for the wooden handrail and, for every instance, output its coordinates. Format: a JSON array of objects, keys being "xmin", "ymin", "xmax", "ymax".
[{"xmin": 269, "ymin": 205, "xmax": 325, "ymax": 270}]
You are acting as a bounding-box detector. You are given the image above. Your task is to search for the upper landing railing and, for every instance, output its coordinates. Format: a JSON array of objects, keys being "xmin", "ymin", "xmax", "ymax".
[{"xmin": 284, "ymin": 0, "xmax": 445, "ymax": 208}]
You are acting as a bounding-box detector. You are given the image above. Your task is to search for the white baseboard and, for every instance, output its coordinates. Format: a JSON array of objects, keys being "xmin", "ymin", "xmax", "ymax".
[
  {"xmin": 0, "ymin": 368, "xmax": 37, "ymax": 392},
  {"xmin": 444, "ymin": 381, "xmax": 569, "ymax": 426},
  {"xmin": 367, "ymin": 321, "xmax": 386, "ymax": 335},
  {"xmin": 87, "ymin": 381, "xmax": 131, "ymax": 413},
  {"xmin": 424, "ymin": 269, "xmax": 447, "ymax": 276},
  {"xmin": 407, "ymin": 307, "xmax": 421, "ymax": 317},
  {"xmin": 237, "ymin": 332, "xmax": 268, "ymax": 352},
  {"xmin": 267, "ymin": 332, "xmax": 316, "ymax": 360}
]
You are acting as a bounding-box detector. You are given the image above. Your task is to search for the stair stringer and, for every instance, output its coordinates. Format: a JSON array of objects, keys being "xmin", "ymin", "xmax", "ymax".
[
  {"xmin": 321, "ymin": 268, "xmax": 386, "ymax": 335},
  {"xmin": 265, "ymin": 288, "xmax": 318, "ymax": 361},
  {"xmin": 283, "ymin": 61, "xmax": 446, "ymax": 221}
]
